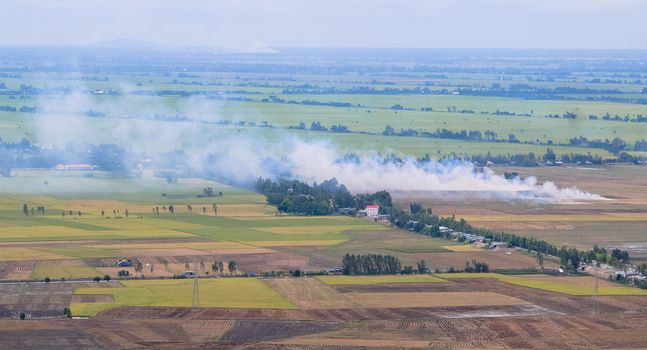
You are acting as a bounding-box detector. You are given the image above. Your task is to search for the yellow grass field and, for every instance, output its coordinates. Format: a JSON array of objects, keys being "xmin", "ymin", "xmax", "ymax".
[
  {"xmin": 91, "ymin": 241, "xmax": 256, "ymax": 251},
  {"xmin": 31, "ymin": 264, "xmax": 101, "ymax": 280},
  {"xmin": 214, "ymin": 204, "xmax": 276, "ymax": 217},
  {"xmin": 441, "ymin": 245, "xmax": 482, "ymax": 252},
  {"xmin": 317, "ymin": 275, "xmax": 446, "ymax": 285},
  {"xmin": 71, "ymin": 278, "xmax": 297, "ymax": 316},
  {"xmin": 0, "ymin": 247, "xmax": 71, "ymax": 261},
  {"xmin": 247, "ymin": 240, "xmax": 347, "ymax": 247}
]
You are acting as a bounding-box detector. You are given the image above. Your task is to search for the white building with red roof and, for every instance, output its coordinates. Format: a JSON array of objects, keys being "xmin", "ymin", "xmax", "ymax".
[{"xmin": 364, "ymin": 204, "xmax": 379, "ymax": 217}]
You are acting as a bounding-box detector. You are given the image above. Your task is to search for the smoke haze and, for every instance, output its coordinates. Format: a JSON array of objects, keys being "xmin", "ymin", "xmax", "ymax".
[{"xmin": 24, "ymin": 87, "xmax": 607, "ymax": 204}]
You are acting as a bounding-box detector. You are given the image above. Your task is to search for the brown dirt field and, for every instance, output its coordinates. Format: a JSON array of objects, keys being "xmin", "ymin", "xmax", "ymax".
[
  {"xmin": 4, "ymin": 314, "xmax": 647, "ymax": 349},
  {"xmin": 263, "ymin": 278, "xmax": 360, "ymax": 309},
  {"xmin": 345, "ymin": 291, "xmax": 530, "ymax": 308},
  {"xmin": 181, "ymin": 320, "xmax": 235, "ymax": 342},
  {"xmin": 446, "ymin": 278, "xmax": 647, "ymax": 315},
  {"xmin": 203, "ymin": 251, "xmax": 322, "ymax": 272},
  {"xmin": 219, "ymin": 320, "xmax": 338, "ymax": 343},
  {"xmin": 0, "ymin": 260, "xmax": 36, "ymax": 280},
  {"xmin": 408, "ymin": 250, "xmax": 557, "ymax": 270},
  {"xmin": 276, "ymin": 337, "xmax": 431, "ymax": 347}
]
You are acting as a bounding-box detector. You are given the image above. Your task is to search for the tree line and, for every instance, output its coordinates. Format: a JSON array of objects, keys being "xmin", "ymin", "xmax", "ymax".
[
  {"xmin": 342, "ymin": 254, "xmax": 402, "ymax": 275},
  {"xmin": 388, "ymin": 202, "xmax": 630, "ymax": 272},
  {"xmin": 255, "ymin": 177, "xmax": 392, "ymax": 215}
]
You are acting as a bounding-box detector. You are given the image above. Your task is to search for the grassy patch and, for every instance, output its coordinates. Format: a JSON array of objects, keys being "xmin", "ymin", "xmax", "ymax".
[
  {"xmin": 45, "ymin": 246, "xmax": 121, "ymax": 259},
  {"xmin": 31, "ymin": 265, "xmax": 101, "ymax": 279},
  {"xmin": 0, "ymin": 247, "xmax": 71, "ymax": 261}
]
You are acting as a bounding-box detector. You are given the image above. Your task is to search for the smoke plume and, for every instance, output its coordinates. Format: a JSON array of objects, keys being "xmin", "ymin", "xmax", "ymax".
[{"xmin": 26, "ymin": 88, "xmax": 607, "ymax": 204}]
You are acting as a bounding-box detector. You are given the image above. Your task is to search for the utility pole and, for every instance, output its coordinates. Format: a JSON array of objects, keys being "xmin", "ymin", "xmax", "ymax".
[
  {"xmin": 593, "ymin": 264, "xmax": 599, "ymax": 314},
  {"xmin": 192, "ymin": 261, "xmax": 199, "ymax": 308}
]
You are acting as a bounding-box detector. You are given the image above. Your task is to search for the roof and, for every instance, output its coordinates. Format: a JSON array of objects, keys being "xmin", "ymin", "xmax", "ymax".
[{"xmin": 365, "ymin": 205, "xmax": 379, "ymax": 209}]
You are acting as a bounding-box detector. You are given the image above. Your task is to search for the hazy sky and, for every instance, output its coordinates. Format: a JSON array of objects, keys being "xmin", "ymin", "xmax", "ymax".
[{"xmin": 2, "ymin": 0, "xmax": 646, "ymax": 49}]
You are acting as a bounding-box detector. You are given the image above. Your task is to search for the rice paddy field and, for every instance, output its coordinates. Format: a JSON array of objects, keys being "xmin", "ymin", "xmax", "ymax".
[
  {"xmin": 0, "ymin": 170, "xmax": 512, "ymax": 282},
  {"xmin": 1, "ymin": 48, "xmax": 647, "ymax": 348}
]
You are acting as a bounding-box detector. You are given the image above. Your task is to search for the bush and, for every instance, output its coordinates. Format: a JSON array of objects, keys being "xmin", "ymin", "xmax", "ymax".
[
  {"xmin": 63, "ymin": 307, "xmax": 72, "ymax": 318},
  {"xmin": 44, "ymin": 277, "xmax": 50, "ymax": 283},
  {"xmin": 19, "ymin": 312, "xmax": 26, "ymax": 320},
  {"xmin": 93, "ymin": 276, "xmax": 101, "ymax": 282},
  {"xmin": 103, "ymin": 274, "xmax": 111, "ymax": 282}
]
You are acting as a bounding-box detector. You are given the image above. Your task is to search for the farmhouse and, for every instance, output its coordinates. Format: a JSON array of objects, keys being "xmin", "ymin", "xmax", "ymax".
[
  {"xmin": 363, "ymin": 204, "xmax": 379, "ymax": 217},
  {"xmin": 55, "ymin": 164, "xmax": 95, "ymax": 171}
]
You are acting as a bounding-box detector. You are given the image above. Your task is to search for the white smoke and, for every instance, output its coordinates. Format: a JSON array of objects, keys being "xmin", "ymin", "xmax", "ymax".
[
  {"xmin": 280, "ymin": 140, "xmax": 607, "ymax": 203},
  {"xmin": 27, "ymin": 86, "xmax": 607, "ymax": 204}
]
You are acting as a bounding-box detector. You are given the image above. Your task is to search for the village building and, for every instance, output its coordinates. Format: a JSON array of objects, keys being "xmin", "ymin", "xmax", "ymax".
[{"xmin": 363, "ymin": 204, "xmax": 379, "ymax": 217}]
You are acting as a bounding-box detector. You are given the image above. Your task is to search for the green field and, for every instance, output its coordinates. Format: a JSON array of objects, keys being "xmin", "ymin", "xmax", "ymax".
[
  {"xmin": 0, "ymin": 171, "xmax": 379, "ymax": 248},
  {"xmin": 2, "ymin": 64, "xmax": 646, "ymax": 160},
  {"xmin": 71, "ymin": 278, "xmax": 296, "ymax": 316}
]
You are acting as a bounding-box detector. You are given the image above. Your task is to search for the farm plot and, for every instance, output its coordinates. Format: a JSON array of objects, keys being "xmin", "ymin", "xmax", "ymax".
[
  {"xmin": 344, "ymin": 291, "xmax": 529, "ymax": 308},
  {"xmin": 71, "ymin": 278, "xmax": 297, "ymax": 316},
  {"xmin": 317, "ymin": 275, "xmax": 446, "ymax": 285},
  {"xmin": 409, "ymin": 250, "xmax": 553, "ymax": 270},
  {"xmin": 436, "ymin": 273, "xmax": 647, "ymax": 296},
  {"xmin": 0, "ymin": 247, "xmax": 71, "ymax": 261},
  {"xmin": 31, "ymin": 260, "xmax": 101, "ymax": 280},
  {"xmin": 263, "ymin": 278, "xmax": 359, "ymax": 309}
]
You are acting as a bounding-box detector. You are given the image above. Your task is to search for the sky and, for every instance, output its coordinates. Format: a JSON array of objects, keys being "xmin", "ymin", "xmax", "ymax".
[{"xmin": 1, "ymin": 0, "xmax": 646, "ymax": 50}]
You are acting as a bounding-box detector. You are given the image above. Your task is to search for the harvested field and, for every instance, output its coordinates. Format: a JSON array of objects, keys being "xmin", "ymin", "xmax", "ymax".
[
  {"xmin": 0, "ymin": 260, "xmax": 36, "ymax": 280},
  {"xmin": 3, "ymin": 313, "xmax": 647, "ymax": 349},
  {"xmin": 345, "ymin": 291, "xmax": 529, "ymax": 308},
  {"xmin": 115, "ymin": 248, "xmax": 211, "ymax": 257},
  {"xmin": 220, "ymin": 320, "xmax": 338, "ymax": 343},
  {"xmin": 263, "ymin": 278, "xmax": 359, "ymax": 309},
  {"xmin": 275, "ymin": 337, "xmax": 431, "ymax": 348},
  {"xmin": 317, "ymin": 274, "xmax": 446, "ymax": 285},
  {"xmin": 435, "ymin": 277, "xmax": 647, "ymax": 315},
  {"xmin": 31, "ymin": 261, "xmax": 101, "ymax": 280},
  {"xmin": 436, "ymin": 273, "xmax": 647, "ymax": 296},
  {"xmin": 0, "ymin": 247, "xmax": 71, "ymax": 261},
  {"xmin": 410, "ymin": 250, "xmax": 555, "ymax": 270}
]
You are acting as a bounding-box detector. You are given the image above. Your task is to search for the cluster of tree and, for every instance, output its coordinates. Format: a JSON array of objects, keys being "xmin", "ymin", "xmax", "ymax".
[
  {"xmin": 457, "ymin": 84, "xmax": 623, "ymax": 99},
  {"xmin": 342, "ymin": 253, "xmax": 402, "ymax": 275},
  {"xmin": 255, "ymin": 177, "xmax": 392, "ymax": 216},
  {"xmin": 22, "ymin": 204, "xmax": 46, "ymax": 217},
  {"xmin": 303, "ymin": 121, "xmax": 351, "ymax": 133},
  {"xmin": 545, "ymin": 112, "xmax": 577, "ymax": 119},
  {"xmin": 459, "ymin": 260, "xmax": 490, "ymax": 273},
  {"xmin": 211, "ymin": 260, "xmax": 238, "ymax": 275},
  {"xmin": 282, "ymin": 86, "xmax": 435, "ymax": 95},
  {"xmin": 383, "ymin": 125, "xmax": 500, "ymax": 142},
  {"xmin": 388, "ymin": 202, "xmax": 630, "ymax": 272},
  {"xmin": 568, "ymin": 136, "xmax": 629, "ymax": 154},
  {"xmin": 588, "ymin": 113, "xmax": 647, "ymax": 123},
  {"xmin": 1, "ymin": 139, "xmax": 130, "ymax": 174},
  {"xmin": 0, "ymin": 105, "xmax": 16, "ymax": 112}
]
